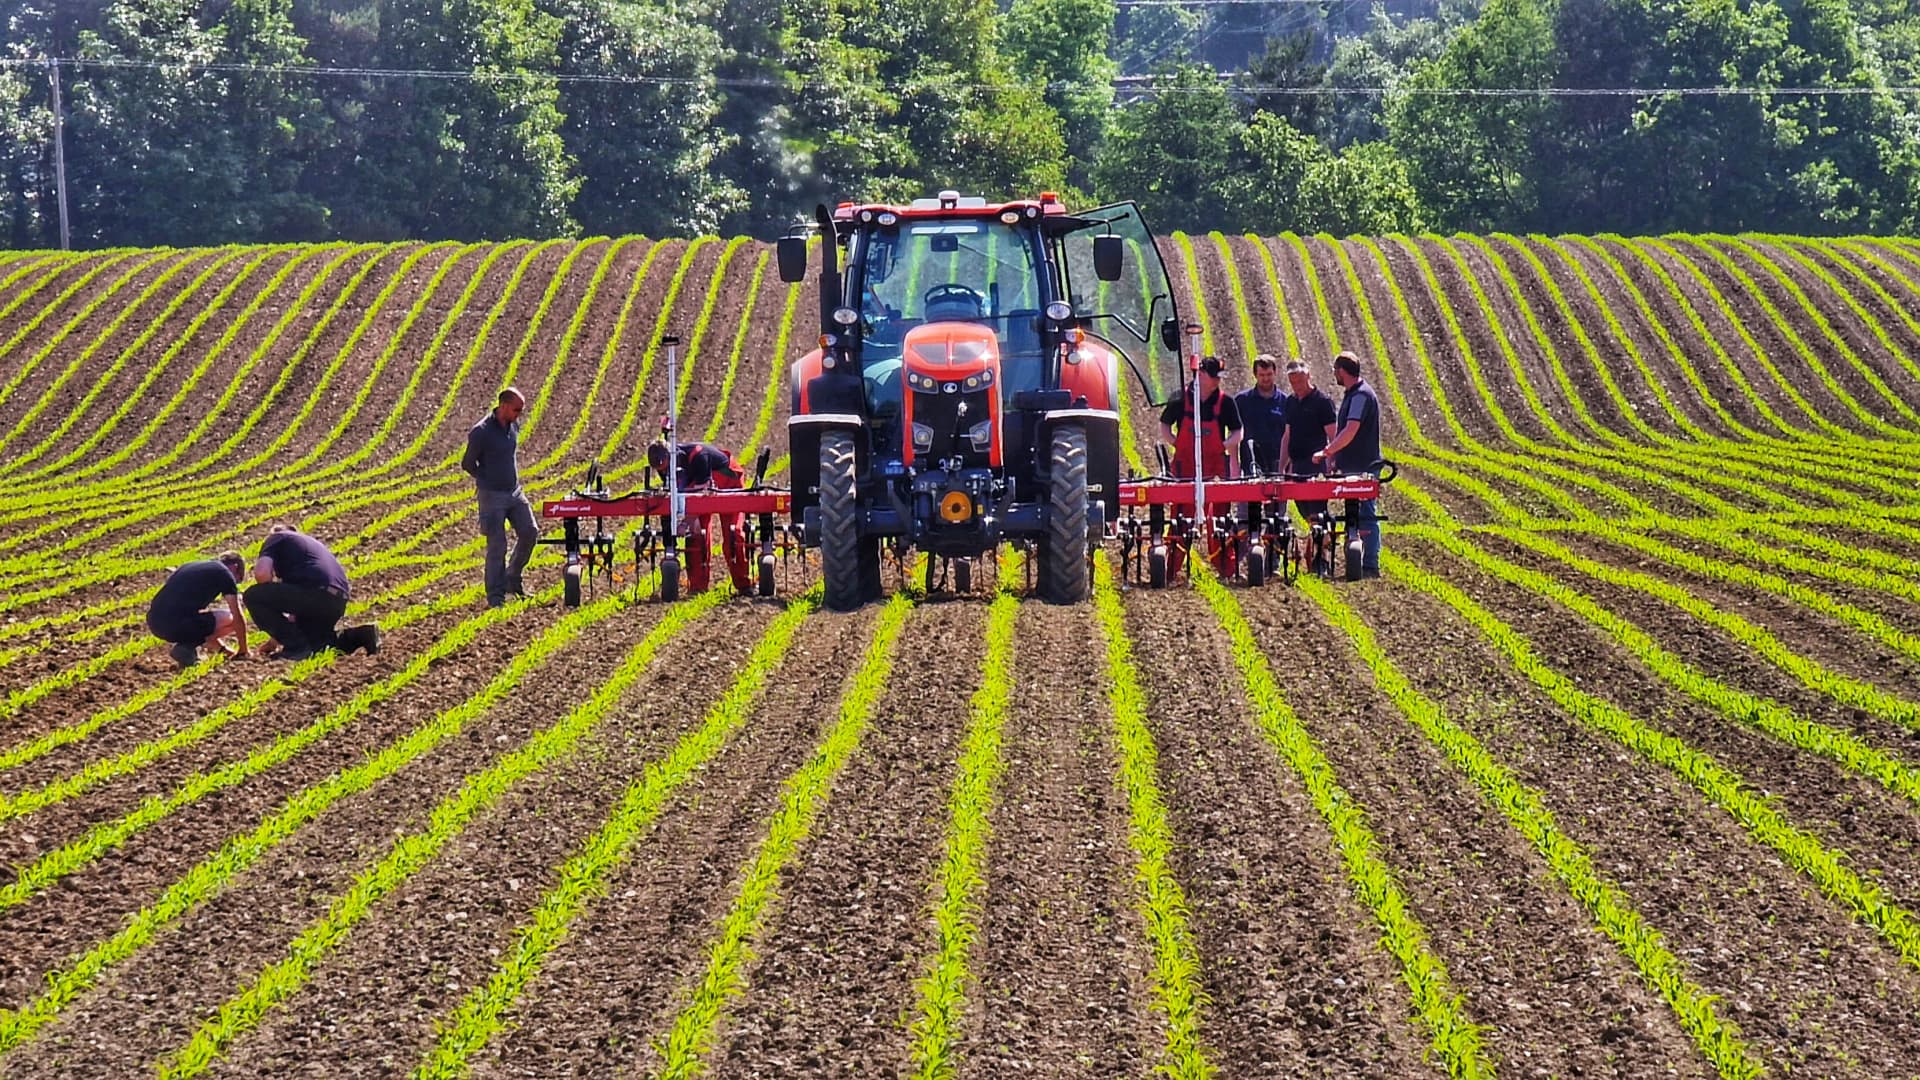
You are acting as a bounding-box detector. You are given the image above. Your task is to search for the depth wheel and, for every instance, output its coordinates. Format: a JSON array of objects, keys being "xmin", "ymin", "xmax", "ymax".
[
  {"xmin": 1246, "ymin": 545, "xmax": 1267, "ymax": 588},
  {"xmin": 562, "ymin": 564, "xmax": 582, "ymax": 607},
  {"xmin": 758, "ymin": 555, "xmax": 776, "ymax": 598},
  {"xmin": 1345, "ymin": 538, "xmax": 1364, "ymax": 582},
  {"xmin": 1148, "ymin": 545, "xmax": 1168, "ymax": 589},
  {"xmin": 661, "ymin": 554, "xmax": 682, "ymax": 601},
  {"xmin": 819, "ymin": 430, "xmax": 866, "ymax": 612},
  {"xmin": 955, "ymin": 557, "xmax": 973, "ymax": 595},
  {"xmin": 1040, "ymin": 424, "xmax": 1090, "ymax": 604}
]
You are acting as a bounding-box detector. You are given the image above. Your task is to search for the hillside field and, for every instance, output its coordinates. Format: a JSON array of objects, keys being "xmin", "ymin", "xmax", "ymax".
[{"xmin": 0, "ymin": 234, "xmax": 1918, "ymax": 1078}]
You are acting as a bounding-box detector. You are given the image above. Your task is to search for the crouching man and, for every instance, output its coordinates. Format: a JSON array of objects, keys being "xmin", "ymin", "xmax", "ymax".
[
  {"xmin": 646, "ymin": 438, "xmax": 752, "ymax": 594},
  {"xmin": 244, "ymin": 524, "xmax": 380, "ymax": 661},
  {"xmin": 147, "ymin": 552, "xmax": 249, "ymax": 668}
]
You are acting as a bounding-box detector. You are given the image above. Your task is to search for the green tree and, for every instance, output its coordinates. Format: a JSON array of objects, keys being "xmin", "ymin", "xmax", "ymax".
[
  {"xmin": 344, "ymin": 0, "xmax": 576, "ymax": 239},
  {"xmin": 1093, "ymin": 63, "xmax": 1240, "ymax": 230},
  {"xmin": 1227, "ymin": 110, "xmax": 1425, "ymax": 234},
  {"xmin": 1387, "ymin": 0, "xmax": 1555, "ymax": 230},
  {"xmin": 1002, "ymin": 0, "xmax": 1117, "ymax": 194}
]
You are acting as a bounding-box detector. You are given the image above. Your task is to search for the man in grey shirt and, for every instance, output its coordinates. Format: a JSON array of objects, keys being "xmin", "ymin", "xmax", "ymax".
[{"xmin": 463, "ymin": 387, "xmax": 539, "ymax": 607}]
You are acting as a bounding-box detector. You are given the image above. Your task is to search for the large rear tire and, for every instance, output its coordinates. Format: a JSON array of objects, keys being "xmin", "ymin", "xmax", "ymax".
[
  {"xmin": 819, "ymin": 430, "xmax": 865, "ymax": 612},
  {"xmin": 1040, "ymin": 424, "xmax": 1090, "ymax": 604}
]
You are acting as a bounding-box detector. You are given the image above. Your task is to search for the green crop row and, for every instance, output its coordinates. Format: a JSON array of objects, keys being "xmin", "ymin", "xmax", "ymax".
[
  {"xmin": 1383, "ymin": 551, "xmax": 1920, "ymax": 977},
  {"xmin": 1298, "ymin": 573, "xmax": 1764, "ymax": 1079},
  {"xmin": 676, "ymin": 236, "xmax": 750, "ymax": 416},
  {"xmin": 742, "ymin": 237, "xmax": 811, "ymax": 461},
  {"xmin": 704, "ymin": 248, "xmax": 772, "ymax": 442},
  {"xmin": 906, "ymin": 573, "xmax": 1020, "ymax": 1080},
  {"xmin": 1190, "ymin": 562, "xmax": 1488, "ymax": 1077},
  {"xmin": 151, "ymin": 585, "xmax": 738, "ymax": 1077},
  {"xmin": 0, "ymin": 250, "xmax": 152, "ymax": 412},
  {"xmin": 651, "ymin": 588, "xmax": 908, "ymax": 1080},
  {"xmin": 1396, "ymin": 524, "xmax": 1920, "ymax": 808},
  {"xmin": 1091, "ymin": 555, "xmax": 1213, "ymax": 1078}
]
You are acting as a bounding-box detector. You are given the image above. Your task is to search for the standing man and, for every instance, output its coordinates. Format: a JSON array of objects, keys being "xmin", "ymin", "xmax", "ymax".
[
  {"xmin": 1234, "ymin": 354, "xmax": 1289, "ymax": 476},
  {"xmin": 1159, "ymin": 356, "xmax": 1243, "ymax": 575},
  {"xmin": 1314, "ymin": 352, "xmax": 1384, "ymax": 578},
  {"xmin": 464, "ymin": 387, "xmax": 539, "ymax": 608},
  {"xmin": 147, "ymin": 552, "xmax": 249, "ymax": 668},
  {"xmin": 1276, "ymin": 358, "xmax": 1340, "ymax": 571},
  {"xmin": 245, "ymin": 524, "xmax": 377, "ymax": 659},
  {"xmin": 647, "ymin": 438, "xmax": 751, "ymax": 593}
]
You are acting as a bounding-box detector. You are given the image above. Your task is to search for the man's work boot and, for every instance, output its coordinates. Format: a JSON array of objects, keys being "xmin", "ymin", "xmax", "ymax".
[
  {"xmin": 338, "ymin": 625, "xmax": 382, "ymax": 655},
  {"xmin": 169, "ymin": 642, "xmax": 200, "ymax": 669}
]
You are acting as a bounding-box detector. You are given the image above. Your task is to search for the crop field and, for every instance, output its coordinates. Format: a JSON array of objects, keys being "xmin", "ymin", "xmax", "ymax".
[{"xmin": 0, "ymin": 232, "xmax": 1918, "ymax": 1078}]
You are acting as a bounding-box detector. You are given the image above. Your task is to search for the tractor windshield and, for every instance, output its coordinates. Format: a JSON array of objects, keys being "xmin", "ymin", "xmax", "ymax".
[{"xmin": 851, "ymin": 219, "xmax": 1044, "ymax": 355}]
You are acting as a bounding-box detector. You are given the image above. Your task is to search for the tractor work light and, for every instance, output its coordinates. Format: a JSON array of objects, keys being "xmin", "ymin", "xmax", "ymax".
[
  {"xmin": 1045, "ymin": 301, "xmax": 1073, "ymax": 323},
  {"xmin": 1000, "ymin": 211, "xmax": 1020, "ymax": 224},
  {"xmin": 912, "ymin": 423, "xmax": 934, "ymax": 450},
  {"xmin": 940, "ymin": 490, "xmax": 974, "ymax": 523},
  {"xmin": 832, "ymin": 306, "xmax": 859, "ymax": 326},
  {"xmin": 968, "ymin": 419, "xmax": 993, "ymax": 452},
  {"xmin": 878, "ymin": 212, "xmax": 897, "ymax": 225}
]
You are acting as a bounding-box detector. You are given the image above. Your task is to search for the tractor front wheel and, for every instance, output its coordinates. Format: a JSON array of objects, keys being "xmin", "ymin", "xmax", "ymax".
[
  {"xmin": 1040, "ymin": 424, "xmax": 1090, "ymax": 604},
  {"xmin": 819, "ymin": 430, "xmax": 866, "ymax": 612}
]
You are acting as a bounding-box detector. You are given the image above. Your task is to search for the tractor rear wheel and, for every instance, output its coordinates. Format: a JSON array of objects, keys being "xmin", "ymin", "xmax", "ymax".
[
  {"xmin": 819, "ymin": 430, "xmax": 865, "ymax": 612},
  {"xmin": 1040, "ymin": 424, "xmax": 1090, "ymax": 604}
]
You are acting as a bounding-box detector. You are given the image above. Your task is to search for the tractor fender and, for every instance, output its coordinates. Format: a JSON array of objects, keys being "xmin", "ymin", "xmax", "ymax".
[
  {"xmin": 1038, "ymin": 408, "xmax": 1120, "ymax": 522},
  {"xmin": 787, "ymin": 413, "xmax": 865, "ymax": 516}
]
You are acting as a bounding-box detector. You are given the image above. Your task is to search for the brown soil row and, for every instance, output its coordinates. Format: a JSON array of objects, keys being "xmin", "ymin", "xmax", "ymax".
[{"xmin": 0, "ymin": 599, "xmax": 754, "ymax": 1076}]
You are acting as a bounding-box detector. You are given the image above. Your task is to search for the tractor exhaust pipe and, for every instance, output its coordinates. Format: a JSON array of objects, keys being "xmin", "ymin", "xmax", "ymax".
[{"xmin": 815, "ymin": 204, "xmax": 841, "ymax": 334}]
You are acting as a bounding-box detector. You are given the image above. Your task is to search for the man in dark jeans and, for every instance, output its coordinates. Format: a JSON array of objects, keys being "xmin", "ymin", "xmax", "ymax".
[
  {"xmin": 147, "ymin": 552, "xmax": 249, "ymax": 668},
  {"xmin": 1315, "ymin": 351, "xmax": 1385, "ymax": 578},
  {"xmin": 245, "ymin": 525, "xmax": 379, "ymax": 660}
]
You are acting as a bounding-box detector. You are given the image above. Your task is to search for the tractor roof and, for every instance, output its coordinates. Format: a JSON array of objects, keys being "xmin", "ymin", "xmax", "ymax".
[{"xmin": 831, "ymin": 190, "xmax": 1072, "ymax": 223}]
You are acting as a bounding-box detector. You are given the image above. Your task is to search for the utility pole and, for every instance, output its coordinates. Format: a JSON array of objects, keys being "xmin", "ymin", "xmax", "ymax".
[{"xmin": 47, "ymin": 58, "xmax": 71, "ymax": 251}]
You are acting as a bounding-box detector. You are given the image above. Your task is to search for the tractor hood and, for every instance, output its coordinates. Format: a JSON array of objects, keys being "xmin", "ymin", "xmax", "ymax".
[{"xmin": 902, "ymin": 322, "xmax": 1000, "ymax": 376}]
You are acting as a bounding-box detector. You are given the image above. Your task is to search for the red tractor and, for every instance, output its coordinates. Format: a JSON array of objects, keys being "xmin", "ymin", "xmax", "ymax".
[{"xmin": 777, "ymin": 191, "xmax": 1184, "ymax": 611}]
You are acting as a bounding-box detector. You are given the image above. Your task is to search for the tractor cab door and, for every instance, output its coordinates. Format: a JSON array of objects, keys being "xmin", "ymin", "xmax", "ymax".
[{"xmin": 1049, "ymin": 202, "xmax": 1181, "ymax": 411}]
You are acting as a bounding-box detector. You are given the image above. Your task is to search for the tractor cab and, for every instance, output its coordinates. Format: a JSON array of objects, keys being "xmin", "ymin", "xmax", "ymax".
[{"xmin": 780, "ymin": 191, "xmax": 1185, "ymax": 610}]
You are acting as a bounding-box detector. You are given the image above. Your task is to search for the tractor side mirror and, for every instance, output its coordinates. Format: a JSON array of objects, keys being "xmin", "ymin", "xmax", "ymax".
[
  {"xmin": 1093, "ymin": 235, "xmax": 1124, "ymax": 281},
  {"xmin": 1161, "ymin": 317, "xmax": 1181, "ymax": 352},
  {"xmin": 776, "ymin": 236, "xmax": 809, "ymax": 283}
]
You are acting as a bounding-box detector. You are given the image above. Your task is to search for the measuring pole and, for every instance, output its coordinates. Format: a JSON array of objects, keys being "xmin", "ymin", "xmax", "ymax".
[
  {"xmin": 663, "ymin": 334, "xmax": 682, "ymax": 537},
  {"xmin": 1186, "ymin": 322, "xmax": 1204, "ymax": 544},
  {"xmin": 47, "ymin": 59, "xmax": 71, "ymax": 251}
]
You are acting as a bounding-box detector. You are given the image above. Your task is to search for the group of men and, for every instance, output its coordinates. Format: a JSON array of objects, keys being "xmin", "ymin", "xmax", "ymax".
[
  {"xmin": 147, "ymin": 524, "xmax": 380, "ymax": 668},
  {"xmin": 1158, "ymin": 350, "xmax": 1383, "ymax": 577}
]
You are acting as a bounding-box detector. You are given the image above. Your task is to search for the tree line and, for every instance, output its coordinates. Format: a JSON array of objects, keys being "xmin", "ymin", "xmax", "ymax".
[{"xmin": 2, "ymin": 0, "xmax": 1915, "ymax": 248}]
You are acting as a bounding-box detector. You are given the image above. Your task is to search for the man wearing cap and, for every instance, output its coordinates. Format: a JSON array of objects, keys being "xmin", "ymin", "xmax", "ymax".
[
  {"xmin": 647, "ymin": 438, "xmax": 752, "ymax": 594},
  {"xmin": 1234, "ymin": 354, "xmax": 1289, "ymax": 476},
  {"xmin": 245, "ymin": 524, "xmax": 378, "ymax": 660},
  {"xmin": 464, "ymin": 387, "xmax": 539, "ymax": 608},
  {"xmin": 147, "ymin": 553, "xmax": 249, "ymax": 668},
  {"xmin": 1314, "ymin": 352, "xmax": 1384, "ymax": 577},
  {"xmin": 1159, "ymin": 356, "xmax": 1243, "ymax": 575},
  {"xmin": 1276, "ymin": 358, "xmax": 1340, "ymax": 570}
]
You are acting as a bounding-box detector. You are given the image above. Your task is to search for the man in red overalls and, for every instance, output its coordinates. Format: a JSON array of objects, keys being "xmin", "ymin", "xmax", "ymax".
[
  {"xmin": 1158, "ymin": 356, "xmax": 1244, "ymax": 577},
  {"xmin": 647, "ymin": 439, "xmax": 753, "ymax": 593}
]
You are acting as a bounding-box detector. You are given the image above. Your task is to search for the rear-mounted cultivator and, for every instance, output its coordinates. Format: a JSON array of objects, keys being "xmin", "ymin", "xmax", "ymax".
[{"xmin": 539, "ymin": 463, "xmax": 1393, "ymax": 605}]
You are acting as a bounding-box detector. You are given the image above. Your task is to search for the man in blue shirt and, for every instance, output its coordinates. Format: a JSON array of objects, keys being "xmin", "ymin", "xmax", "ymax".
[
  {"xmin": 463, "ymin": 387, "xmax": 539, "ymax": 608},
  {"xmin": 1315, "ymin": 352, "xmax": 1384, "ymax": 578},
  {"xmin": 1234, "ymin": 354, "xmax": 1289, "ymax": 475}
]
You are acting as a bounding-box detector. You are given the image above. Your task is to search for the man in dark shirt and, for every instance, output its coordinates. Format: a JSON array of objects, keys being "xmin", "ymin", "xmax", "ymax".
[
  {"xmin": 647, "ymin": 439, "xmax": 752, "ymax": 593},
  {"xmin": 1315, "ymin": 352, "xmax": 1385, "ymax": 577},
  {"xmin": 464, "ymin": 387, "xmax": 539, "ymax": 608},
  {"xmin": 147, "ymin": 552, "xmax": 249, "ymax": 668},
  {"xmin": 1276, "ymin": 358, "xmax": 1340, "ymax": 571},
  {"xmin": 1234, "ymin": 354, "xmax": 1289, "ymax": 475},
  {"xmin": 245, "ymin": 525, "xmax": 377, "ymax": 660}
]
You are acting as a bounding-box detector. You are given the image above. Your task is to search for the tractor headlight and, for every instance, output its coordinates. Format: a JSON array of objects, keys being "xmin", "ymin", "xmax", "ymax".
[
  {"xmin": 1045, "ymin": 300, "xmax": 1073, "ymax": 323},
  {"xmin": 963, "ymin": 374, "xmax": 979, "ymax": 390},
  {"xmin": 912, "ymin": 423, "xmax": 934, "ymax": 450},
  {"xmin": 968, "ymin": 420, "xmax": 993, "ymax": 452},
  {"xmin": 907, "ymin": 371, "xmax": 937, "ymax": 393}
]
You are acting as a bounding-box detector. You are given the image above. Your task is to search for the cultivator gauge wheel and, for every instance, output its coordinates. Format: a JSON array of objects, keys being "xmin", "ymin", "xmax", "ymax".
[
  {"xmin": 661, "ymin": 553, "xmax": 682, "ymax": 601},
  {"xmin": 758, "ymin": 555, "xmax": 776, "ymax": 598},
  {"xmin": 563, "ymin": 564, "xmax": 582, "ymax": 607},
  {"xmin": 1148, "ymin": 545, "xmax": 1168, "ymax": 589},
  {"xmin": 955, "ymin": 556, "xmax": 973, "ymax": 595},
  {"xmin": 1346, "ymin": 538, "xmax": 1365, "ymax": 582},
  {"xmin": 1245, "ymin": 545, "xmax": 1268, "ymax": 588}
]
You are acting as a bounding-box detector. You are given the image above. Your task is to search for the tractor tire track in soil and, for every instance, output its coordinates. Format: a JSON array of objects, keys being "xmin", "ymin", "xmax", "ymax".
[
  {"xmin": 957, "ymin": 597, "xmax": 1152, "ymax": 1080},
  {"xmin": 708, "ymin": 602, "xmax": 985, "ymax": 1079},
  {"xmin": 1340, "ymin": 576, "xmax": 1920, "ymax": 1078},
  {"xmin": 1251, "ymin": 582, "xmax": 1716, "ymax": 1080},
  {"xmin": 200, "ymin": 600, "xmax": 811, "ymax": 1078},
  {"xmin": 1121, "ymin": 583, "xmax": 1434, "ymax": 1078},
  {"xmin": 0, "ymin": 600, "xmax": 751, "ymax": 1078}
]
